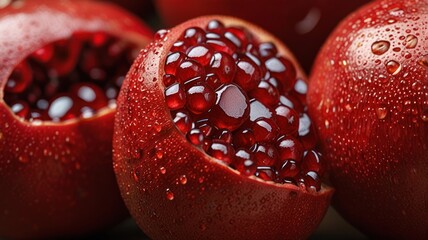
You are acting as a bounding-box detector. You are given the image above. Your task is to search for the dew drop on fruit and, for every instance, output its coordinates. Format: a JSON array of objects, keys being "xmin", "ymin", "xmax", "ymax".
[
  {"xmin": 371, "ymin": 40, "xmax": 390, "ymax": 55},
  {"xmin": 404, "ymin": 35, "xmax": 418, "ymax": 49},
  {"xmin": 179, "ymin": 175, "xmax": 187, "ymax": 185},
  {"xmin": 166, "ymin": 188, "xmax": 174, "ymax": 200},
  {"xmin": 385, "ymin": 60, "xmax": 402, "ymax": 75},
  {"xmin": 376, "ymin": 106, "xmax": 388, "ymax": 119},
  {"xmin": 160, "ymin": 167, "xmax": 166, "ymax": 174},
  {"xmin": 417, "ymin": 55, "xmax": 428, "ymax": 68},
  {"xmin": 421, "ymin": 109, "xmax": 428, "ymax": 122},
  {"xmin": 18, "ymin": 155, "xmax": 29, "ymax": 163}
]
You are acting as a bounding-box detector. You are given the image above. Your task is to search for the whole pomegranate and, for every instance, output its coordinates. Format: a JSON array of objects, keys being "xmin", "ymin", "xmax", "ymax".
[
  {"xmin": 308, "ymin": 0, "xmax": 428, "ymax": 238},
  {"xmin": 0, "ymin": 0, "xmax": 152, "ymax": 238},
  {"xmin": 114, "ymin": 16, "xmax": 333, "ymax": 240},
  {"xmin": 155, "ymin": 0, "xmax": 371, "ymax": 71}
]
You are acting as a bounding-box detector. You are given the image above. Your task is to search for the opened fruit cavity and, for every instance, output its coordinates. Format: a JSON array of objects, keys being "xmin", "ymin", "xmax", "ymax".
[
  {"xmin": 4, "ymin": 32, "xmax": 139, "ymax": 122},
  {"xmin": 162, "ymin": 19, "xmax": 324, "ymax": 191}
]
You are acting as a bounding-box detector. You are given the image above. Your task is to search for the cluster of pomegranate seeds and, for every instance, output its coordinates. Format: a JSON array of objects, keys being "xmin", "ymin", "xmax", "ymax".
[
  {"xmin": 3, "ymin": 32, "xmax": 138, "ymax": 122},
  {"xmin": 163, "ymin": 20, "xmax": 324, "ymax": 191}
]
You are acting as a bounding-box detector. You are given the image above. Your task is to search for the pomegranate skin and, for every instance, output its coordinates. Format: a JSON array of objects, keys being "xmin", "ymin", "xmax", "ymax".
[
  {"xmin": 155, "ymin": 0, "xmax": 371, "ymax": 71},
  {"xmin": 0, "ymin": 0, "xmax": 152, "ymax": 238},
  {"xmin": 308, "ymin": 0, "xmax": 428, "ymax": 239},
  {"xmin": 114, "ymin": 16, "xmax": 333, "ymax": 240}
]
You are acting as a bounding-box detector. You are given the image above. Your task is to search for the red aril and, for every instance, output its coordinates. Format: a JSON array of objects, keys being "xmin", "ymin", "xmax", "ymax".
[{"xmin": 114, "ymin": 16, "xmax": 333, "ymax": 239}]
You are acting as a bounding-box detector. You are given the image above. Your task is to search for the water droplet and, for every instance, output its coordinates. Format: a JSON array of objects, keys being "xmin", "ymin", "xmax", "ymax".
[
  {"xmin": 160, "ymin": 167, "xmax": 166, "ymax": 174},
  {"xmin": 324, "ymin": 120, "xmax": 330, "ymax": 128},
  {"xmin": 166, "ymin": 188, "xmax": 174, "ymax": 200},
  {"xmin": 18, "ymin": 155, "xmax": 29, "ymax": 163},
  {"xmin": 376, "ymin": 106, "xmax": 388, "ymax": 119},
  {"xmin": 198, "ymin": 177, "xmax": 204, "ymax": 183},
  {"xmin": 387, "ymin": 18, "xmax": 397, "ymax": 24},
  {"xmin": 392, "ymin": 47, "xmax": 401, "ymax": 52},
  {"xmin": 404, "ymin": 35, "xmax": 418, "ymax": 49},
  {"xmin": 371, "ymin": 40, "xmax": 390, "ymax": 55},
  {"xmin": 156, "ymin": 149, "xmax": 163, "ymax": 159},
  {"xmin": 345, "ymin": 104, "xmax": 353, "ymax": 112},
  {"xmin": 421, "ymin": 109, "xmax": 428, "ymax": 122},
  {"xmin": 153, "ymin": 122, "xmax": 162, "ymax": 132},
  {"xmin": 179, "ymin": 175, "xmax": 187, "ymax": 185},
  {"xmin": 385, "ymin": 60, "xmax": 402, "ymax": 75},
  {"xmin": 417, "ymin": 55, "xmax": 428, "ymax": 68}
]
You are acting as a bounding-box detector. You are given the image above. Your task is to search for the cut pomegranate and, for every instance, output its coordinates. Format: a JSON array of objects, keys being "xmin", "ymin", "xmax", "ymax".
[
  {"xmin": 3, "ymin": 32, "xmax": 136, "ymax": 122},
  {"xmin": 0, "ymin": 0, "xmax": 152, "ymax": 239},
  {"xmin": 114, "ymin": 16, "xmax": 333, "ymax": 240}
]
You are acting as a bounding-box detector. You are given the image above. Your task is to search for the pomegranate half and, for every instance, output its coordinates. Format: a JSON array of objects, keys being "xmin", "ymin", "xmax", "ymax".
[
  {"xmin": 0, "ymin": 0, "xmax": 152, "ymax": 238},
  {"xmin": 114, "ymin": 16, "xmax": 333, "ymax": 239}
]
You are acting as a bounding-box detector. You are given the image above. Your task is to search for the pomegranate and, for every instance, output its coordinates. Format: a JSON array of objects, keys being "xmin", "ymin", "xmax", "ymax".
[
  {"xmin": 154, "ymin": 0, "xmax": 371, "ymax": 71},
  {"xmin": 0, "ymin": 0, "xmax": 152, "ymax": 238},
  {"xmin": 114, "ymin": 16, "xmax": 333, "ymax": 239},
  {"xmin": 308, "ymin": 0, "xmax": 428, "ymax": 238}
]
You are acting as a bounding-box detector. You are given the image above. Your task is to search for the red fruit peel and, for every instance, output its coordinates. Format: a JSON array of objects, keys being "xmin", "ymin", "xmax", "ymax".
[{"xmin": 308, "ymin": 0, "xmax": 428, "ymax": 238}]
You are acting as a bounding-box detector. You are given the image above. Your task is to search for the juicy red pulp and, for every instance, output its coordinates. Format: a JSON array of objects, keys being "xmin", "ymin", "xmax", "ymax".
[
  {"xmin": 163, "ymin": 20, "xmax": 324, "ymax": 191},
  {"xmin": 3, "ymin": 32, "xmax": 138, "ymax": 122}
]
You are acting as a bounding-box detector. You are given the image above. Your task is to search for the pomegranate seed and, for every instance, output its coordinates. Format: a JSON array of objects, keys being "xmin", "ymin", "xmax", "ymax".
[
  {"xmin": 173, "ymin": 110, "xmax": 194, "ymax": 134},
  {"xmin": 278, "ymin": 160, "xmax": 300, "ymax": 180},
  {"xmin": 249, "ymin": 99, "xmax": 274, "ymax": 121},
  {"xmin": 47, "ymin": 94, "xmax": 78, "ymax": 121},
  {"xmin": 216, "ymin": 129, "xmax": 232, "ymax": 143},
  {"xmin": 165, "ymin": 52, "xmax": 186, "ymax": 75},
  {"xmin": 252, "ymin": 143, "xmax": 278, "ymax": 167},
  {"xmin": 10, "ymin": 101, "xmax": 30, "ymax": 119},
  {"xmin": 301, "ymin": 150, "xmax": 324, "ymax": 176},
  {"xmin": 234, "ymin": 149, "xmax": 256, "ymax": 176},
  {"xmin": 225, "ymin": 27, "xmax": 251, "ymax": 47},
  {"xmin": 275, "ymin": 104, "xmax": 299, "ymax": 135},
  {"xmin": 249, "ymin": 80, "xmax": 280, "ymax": 106},
  {"xmin": 255, "ymin": 166, "xmax": 275, "ymax": 181},
  {"xmin": 195, "ymin": 119, "xmax": 213, "ymax": 137},
  {"xmin": 182, "ymin": 27, "xmax": 206, "ymax": 45},
  {"xmin": 71, "ymin": 83, "xmax": 108, "ymax": 112},
  {"xmin": 175, "ymin": 59, "xmax": 206, "ymax": 83},
  {"xmin": 209, "ymin": 84, "xmax": 250, "ymax": 131},
  {"xmin": 31, "ymin": 45, "xmax": 54, "ymax": 63},
  {"xmin": 187, "ymin": 128, "xmax": 204, "ymax": 146},
  {"xmin": 207, "ymin": 139, "xmax": 234, "ymax": 165},
  {"xmin": 208, "ymin": 52, "xmax": 236, "ymax": 85},
  {"xmin": 165, "ymin": 83, "xmax": 186, "ymax": 110},
  {"xmin": 206, "ymin": 37, "xmax": 236, "ymax": 55},
  {"xmin": 258, "ymin": 42, "xmax": 278, "ymax": 59},
  {"xmin": 187, "ymin": 44, "xmax": 213, "ymax": 66},
  {"xmin": 5, "ymin": 61, "xmax": 32, "ymax": 93},
  {"xmin": 234, "ymin": 57, "xmax": 261, "ymax": 91},
  {"xmin": 205, "ymin": 73, "xmax": 222, "ymax": 90},
  {"xmin": 300, "ymin": 171, "xmax": 321, "ymax": 192},
  {"xmin": 251, "ymin": 118, "xmax": 278, "ymax": 143},
  {"xmin": 186, "ymin": 83, "xmax": 215, "ymax": 114},
  {"xmin": 207, "ymin": 20, "xmax": 225, "ymax": 34},
  {"xmin": 276, "ymin": 136, "xmax": 304, "ymax": 164},
  {"xmin": 233, "ymin": 128, "xmax": 255, "ymax": 148},
  {"xmin": 265, "ymin": 56, "xmax": 296, "ymax": 92}
]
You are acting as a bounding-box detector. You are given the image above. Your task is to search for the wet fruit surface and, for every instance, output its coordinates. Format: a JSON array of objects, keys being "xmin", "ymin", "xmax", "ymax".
[
  {"xmin": 308, "ymin": 0, "xmax": 428, "ymax": 239},
  {"xmin": 114, "ymin": 16, "xmax": 332, "ymax": 240},
  {"xmin": 0, "ymin": 0, "xmax": 152, "ymax": 238}
]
